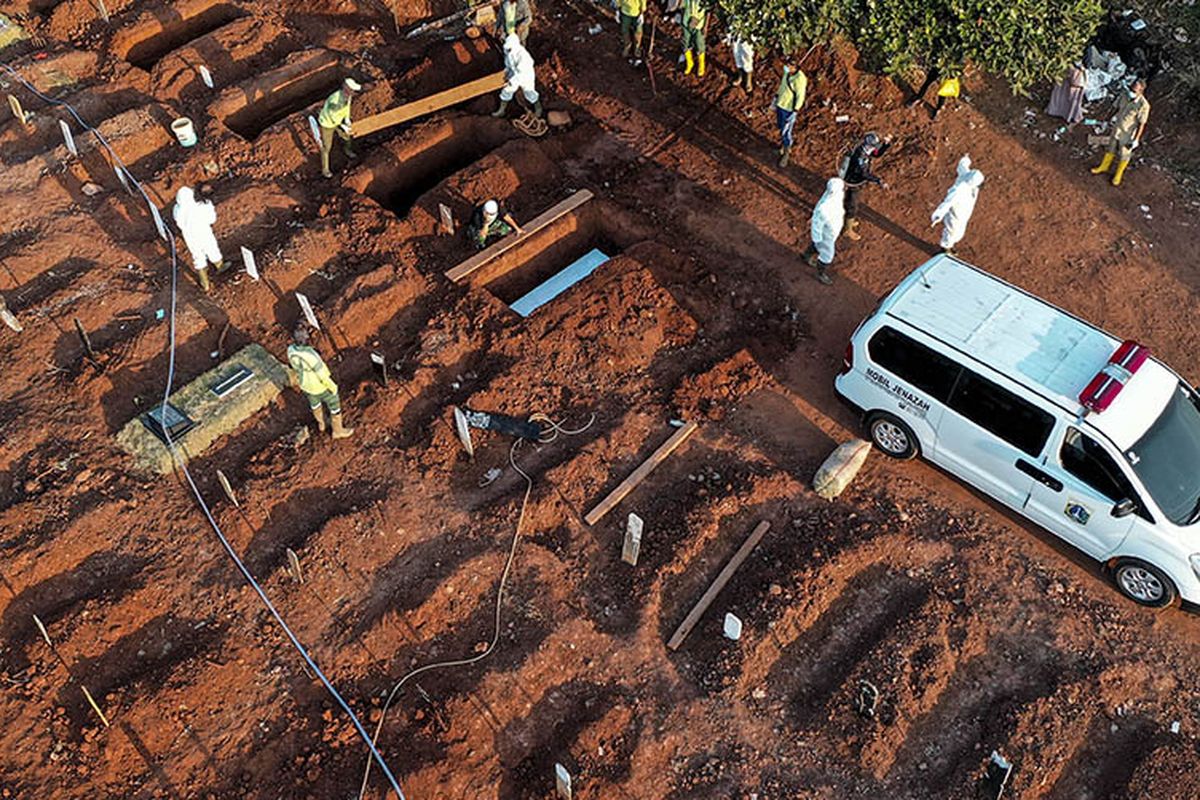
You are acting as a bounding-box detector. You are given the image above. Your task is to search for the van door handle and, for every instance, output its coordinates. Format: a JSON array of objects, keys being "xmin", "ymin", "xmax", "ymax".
[{"xmin": 1015, "ymin": 459, "xmax": 1064, "ymax": 492}]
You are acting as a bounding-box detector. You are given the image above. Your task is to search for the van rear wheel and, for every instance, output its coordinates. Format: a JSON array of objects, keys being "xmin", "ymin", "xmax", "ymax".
[
  {"xmin": 866, "ymin": 412, "xmax": 919, "ymax": 460},
  {"xmin": 1112, "ymin": 558, "xmax": 1177, "ymax": 608}
]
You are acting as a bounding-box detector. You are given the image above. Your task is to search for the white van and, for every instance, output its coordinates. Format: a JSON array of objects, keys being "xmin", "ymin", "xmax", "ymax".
[{"xmin": 835, "ymin": 255, "xmax": 1200, "ymax": 609}]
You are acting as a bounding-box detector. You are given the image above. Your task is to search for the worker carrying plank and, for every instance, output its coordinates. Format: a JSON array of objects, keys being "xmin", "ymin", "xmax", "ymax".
[
  {"xmin": 491, "ymin": 34, "xmax": 543, "ymax": 119},
  {"xmin": 495, "ymin": 0, "xmax": 534, "ymax": 45},
  {"xmin": 318, "ymin": 77, "xmax": 361, "ymax": 178}
]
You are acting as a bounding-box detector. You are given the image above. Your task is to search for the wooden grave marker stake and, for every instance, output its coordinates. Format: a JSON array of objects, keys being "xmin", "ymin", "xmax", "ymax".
[
  {"xmin": 33, "ymin": 614, "xmax": 52, "ymax": 647},
  {"xmin": 370, "ymin": 352, "xmax": 388, "ymax": 386},
  {"xmin": 307, "ymin": 115, "xmax": 322, "ymax": 149},
  {"xmin": 7, "ymin": 94, "xmax": 29, "ymax": 126},
  {"xmin": 622, "ymin": 513, "xmax": 643, "ymax": 566},
  {"xmin": 59, "ymin": 119, "xmax": 77, "ymax": 156},
  {"xmin": 453, "ymin": 406, "xmax": 474, "ymax": 458},
  {"xmin": 147, "ymin": 201, "xmax": 167, "ymax": 241},
  {"xmin": 296, "ymin": 292, "xmax": 320, "ymax": 329},
  {"xmin": 0, "ymin": 296, "xmax": 22, "ymax": 333},
  {"xmin": 438, "ymin": 203, "xmax": 455, "ymax": 235},
  {"xmin": 81, "ymin": 685, "xmax": 110, "ymax": 727},
  {"xmin": 112, "ymin": 162, "xmax": 132, "ymax": 194},
  {"xmin": 95, "ymin": 0, "xmax": 110, "ymax": 22},
  {"xmin": 73, "ymin": 318, "xmax": 96, "ymax": 360},
  {"xmin": 240, "ymin": 246, "xmax": 259, "ymax": 281},
  {"xmin": 286, "ymin": 548, "xmax": 303, "ymax": 583},
  {"xmin": 215, "ymin": 469, "xmax": 238, "ymax": 507},
  {"xmin": 554, "ymin": 763, "xmax": 572, "ymax": 800}
]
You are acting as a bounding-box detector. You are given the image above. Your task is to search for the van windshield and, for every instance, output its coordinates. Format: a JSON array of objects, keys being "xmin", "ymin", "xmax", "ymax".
[{"xmin": 1126, "ymin": 384, "xmax": 1200, "ymax": 526}]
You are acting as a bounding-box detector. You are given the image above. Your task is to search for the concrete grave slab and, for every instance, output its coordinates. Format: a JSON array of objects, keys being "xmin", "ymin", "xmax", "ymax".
[{"xmin": 116, "ymin": 343, "xmax": 288, "ymax": 475}]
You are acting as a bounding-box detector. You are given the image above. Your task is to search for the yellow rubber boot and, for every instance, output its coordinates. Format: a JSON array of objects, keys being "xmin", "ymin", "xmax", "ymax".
[
  {"xmin": 697, "ymin": 53, "xmax": 706, "ymax": 77},
  {"xmin": 684, "ymin": 50, "xmax": 694, "ymax": 75},
  {"xmin": 1112, "ymin": 159, "xmax": 1129, "ymax": 186},
  {"xmin": 1091, "ymin": 152, "xmax": 1114, "ymax": 175}
]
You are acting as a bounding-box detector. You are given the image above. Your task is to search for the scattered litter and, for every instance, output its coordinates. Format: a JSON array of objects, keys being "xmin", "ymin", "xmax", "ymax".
[
  {"xmin": 669, "ymin": 418, "xmax": 686, "ymax": 427},
  {"xmin": 587, "ymin": 23, "xmax": 602, "ymax": 35},
  {"xmin": 80, "ymin": 181, "xmax": 104, "ymax": 197},
  {"xmin": 1171, "ymin": 720, "xmax": 1181, "ymax": 734},
  {"xmin": 155, "ymin": 308, "xmax": 165, "ymax": 320},
  {"xmin": 722, "ymin": 612, "xmax": 742, "ymax": 641},
  {"xmin": 835, "ymin": 114, "xmax": 850, "ymax": 123},
  {"xmin": 855, "ymin": 679, "xmax": 879, "ymax": 718},
  {"xmin": 478, "ymin": 467, "xmax": 502, "ymax": 487}
]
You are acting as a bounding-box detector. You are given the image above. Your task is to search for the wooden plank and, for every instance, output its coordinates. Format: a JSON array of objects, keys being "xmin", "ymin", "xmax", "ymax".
[
  {"xmin": 584, "ymin": 421, "xmax": 698, "ymax": 526},
  {"xmin": 667, "ymin": 520, "xmax": 771, "ymax": 650},
  {"xmin": 354, "ymin": 71, "xmax": 507, "ymax": 137},
  {"xmin": 445, "ymin": 189, "xmax": 594, "ymax": 284}
]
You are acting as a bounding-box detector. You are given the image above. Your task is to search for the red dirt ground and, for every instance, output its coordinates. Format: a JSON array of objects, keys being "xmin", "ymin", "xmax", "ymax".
[{"xmin": 2, "ymin": 1, "xmax": 1200, "ymax": 799}]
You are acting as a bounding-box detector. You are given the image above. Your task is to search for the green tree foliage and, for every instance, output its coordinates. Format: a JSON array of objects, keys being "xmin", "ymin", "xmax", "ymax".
[{"xmin": 714, "ymin": 0, "xmax": 1105, "ymax": 93}]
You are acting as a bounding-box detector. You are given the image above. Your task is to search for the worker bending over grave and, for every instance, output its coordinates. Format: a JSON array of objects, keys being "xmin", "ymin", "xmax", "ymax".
[
  {"xmin": 467, "ymin": 199, "xmax": 524, "ymax": 249},
  {"xmin": 496, "ymin": 0, "xmax": 534, "ymax": 45},
  {"xmin": 318, "ymin": 77, "xmax": 361, "ymax": 178},
  {"xmin": 287, "ymin": 326, "xmax": 354, "ymax": 439},
  {"xmin": 492, "ymin": 34, "xmax": 543, "ymax": 119},
  {"xmin": 172, "ymin": 186, "xmax": 223, "ymax": 292}
]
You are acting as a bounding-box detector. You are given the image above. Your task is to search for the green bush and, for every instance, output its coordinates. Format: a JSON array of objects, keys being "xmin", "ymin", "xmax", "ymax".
[{"xmin": 714, "ymin": 0, "xmax": 1105, "ymax": 93}]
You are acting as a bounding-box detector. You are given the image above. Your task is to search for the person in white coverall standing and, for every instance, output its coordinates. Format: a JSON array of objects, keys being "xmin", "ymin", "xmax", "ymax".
[
  {"xmin": 802, "ymin": 177, "xmax": 846, "ymax": 286},
  {"xmin": 173, "ymin": 186, "xmax": 223, "ymax": 292},
  {"xmin": 492, "ymin": 34, "xmax": 543, "ymax": 119},
  {"xmin": 931, "ymin": 155, "xmax": 984, "ymax": 254}
]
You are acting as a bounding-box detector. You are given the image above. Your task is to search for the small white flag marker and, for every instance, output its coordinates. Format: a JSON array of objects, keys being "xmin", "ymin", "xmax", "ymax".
[
  {"xmin": 296, "ymin": 292, "xmax": 320, "ymax": 329},
  {"xmin": 240, "ymin": 246, "xmax": 259, "ymax": 280},
  {"xmin": 60, "ymin": 119, "xmax": 77, "ymax": 156}
]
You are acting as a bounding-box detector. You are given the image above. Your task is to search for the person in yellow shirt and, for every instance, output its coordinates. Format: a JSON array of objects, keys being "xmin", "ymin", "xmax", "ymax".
[
  {"xmin": 287, "ymin": 326, "xmax": 354, "ymax": 439},
  {"xmin": 907, "ymin": 66, "xmax": 959, "ymax": 119},
  {"xmin": 317, "ymin": 77, "xmax": 361, "ymax": 178},
  {"xmin": 775, "ymin": 64, "xmax": 807, "ymax": 167},
  {"xmin": 618, "ymin": 0, "xmax": 647, "ymax": 64}
]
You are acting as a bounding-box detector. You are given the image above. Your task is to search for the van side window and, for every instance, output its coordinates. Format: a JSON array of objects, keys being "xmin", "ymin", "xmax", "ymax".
[
  {"xmin": 948, "ymin": 370, "xmax": 1054, "ymax": 456},
  {"xmin": 1061, "ymin": 428, "xmax": 1138, "ymax": 503},
  {"xmin": 867, "ymin": 327, "xmax": 961, "ymax": 402}
]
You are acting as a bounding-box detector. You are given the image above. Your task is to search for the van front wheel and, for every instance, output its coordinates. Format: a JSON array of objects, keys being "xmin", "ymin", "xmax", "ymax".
[
  {"xmin": 1112, "ymin": 558, "xmax": 1177, "ymax": 608},
  {"xmin": 867, "ymin": 412, "xmax": 919, "ymax": 460}
]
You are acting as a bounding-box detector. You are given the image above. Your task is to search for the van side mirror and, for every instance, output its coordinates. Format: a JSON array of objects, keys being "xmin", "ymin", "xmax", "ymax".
[{"xmin": 1112, "ymin": 498, "xmax": 1136, "ymax": 518}]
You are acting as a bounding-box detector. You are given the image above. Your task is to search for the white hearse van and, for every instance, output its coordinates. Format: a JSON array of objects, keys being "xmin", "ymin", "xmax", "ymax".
[{"xmin": 835, "ymin": 255, "xmax": 1200, "ymax": 608}]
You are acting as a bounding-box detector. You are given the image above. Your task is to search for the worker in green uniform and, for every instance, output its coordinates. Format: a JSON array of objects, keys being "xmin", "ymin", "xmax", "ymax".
[
  {"xmin": 287, "ymin": 326, "xmax": 354, "ymax": 439},
  {"xmin": 618, "ymin": 0, "xmax": 647, "ymax": 65},
  {"xmin": 318, "ymin": 77, "xmax": 361, "ymax": 178},
  {"xmin": 679, "ymin": 0, "xmax": 707, "ymax": 77},
  {"xmin": 1091, "ymin": 78, "xmax": 1150, "ymax": 187},
  {"xmin": 496, "ymin": 0, "xmax": 533, "ymax": 45}
]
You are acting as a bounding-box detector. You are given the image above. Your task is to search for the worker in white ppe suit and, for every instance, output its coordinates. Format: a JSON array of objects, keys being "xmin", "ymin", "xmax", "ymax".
[
  {"xmin": 802, "ymin": 177, "xmax": 846, "ymax": 285},
  {"xmin": 492, "ymin": 34, "xmax": 543, "ymax": 119},
  {"xmin": 172, "ymin": 186, "xmax": 222, "ymax": 292},
  {"xmin": 931, "ymin": 155, "xmax": 984, "ymax": 253}
]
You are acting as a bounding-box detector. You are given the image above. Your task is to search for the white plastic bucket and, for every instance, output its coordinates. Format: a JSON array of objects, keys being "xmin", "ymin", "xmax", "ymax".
[{"xmin": 171, "ymin": 117, "xmax": 197, "ymax": 147}]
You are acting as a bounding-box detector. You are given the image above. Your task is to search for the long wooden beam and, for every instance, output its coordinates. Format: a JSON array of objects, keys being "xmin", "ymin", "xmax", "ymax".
[
  {"xmin": 667, "ymin": 520, "xmax": 771, "ymax": 650},
  {"xmin": 584, "ymin": 421, "xmax": 698, "ymax": 526},
  {"xmin": 445, "ymin": 189, "xmax": 595, "ymax": 285},
  {"xmin": 354, "ymin": 71, "xmax": 507, "ymax": 137}
]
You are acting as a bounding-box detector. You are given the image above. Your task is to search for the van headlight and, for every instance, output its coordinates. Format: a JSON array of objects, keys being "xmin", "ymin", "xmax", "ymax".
[{"xmin": 1191, "ymin": 554, "xmax": 1200, "ymax": 581}]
